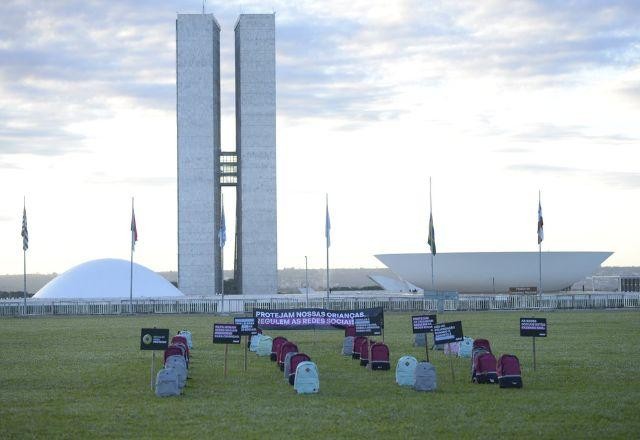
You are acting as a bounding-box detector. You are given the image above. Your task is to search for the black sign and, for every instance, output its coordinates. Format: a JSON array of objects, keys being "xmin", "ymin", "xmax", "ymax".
[
  {"xmin": 253, "ymin": 307, "xmax": 384, "ymax": 330},
  {"xmin": 433, "ymin": 321, "xmax": 464, "ymax": 344},
  {"xmin": 234, "ymin": 317, "xmax": 258, "ymax": 336},
  {"xmin": 354, "ymin": 316, "xmax": 382, "ymax": 336},
  {"xmin": 213, "ymin": 324, "xmax": 241, "ymax": 344},
  {"xmin": 520, "ymin": 318, "xmax": 547, "ymax": 337},
  {"xmin": 140, "ymin": 328, "xmax": 170, "ymax": 350},
  {"xmin": 412, "ymin": 315, "xmax": 437, "ymax": 334}
]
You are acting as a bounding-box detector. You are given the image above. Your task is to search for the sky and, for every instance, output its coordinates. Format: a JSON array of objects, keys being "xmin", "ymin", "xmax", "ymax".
[{"xmin": 1, "ymin": 0, "xmax": 639, "ymax": 275}]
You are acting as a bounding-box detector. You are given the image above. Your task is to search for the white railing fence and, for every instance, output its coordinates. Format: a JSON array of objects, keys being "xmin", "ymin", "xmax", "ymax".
[{"xmin": 1, "ymin": 293, "xmax": 639, "ymax": 317}]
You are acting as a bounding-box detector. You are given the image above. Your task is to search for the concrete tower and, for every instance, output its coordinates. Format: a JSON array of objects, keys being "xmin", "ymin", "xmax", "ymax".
[
  {"xmin": 234, "ymin": 14, "xmax": 278, "ymax": 295},
  {"xmin": 176, "ymin": 14, "xmax": 222, "ymax": 296}
]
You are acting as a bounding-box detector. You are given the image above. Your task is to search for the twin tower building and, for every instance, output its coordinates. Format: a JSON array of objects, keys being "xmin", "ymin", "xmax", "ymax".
[{"xmin": 177, "ymin": 14, "xmax": 277, "ymax": 296}]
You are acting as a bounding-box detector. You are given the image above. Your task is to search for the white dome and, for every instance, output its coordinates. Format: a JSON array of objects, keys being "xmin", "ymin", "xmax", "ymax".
[{"xmin": 34, "ymin": 258, "xmax": 184, "ymax": 299}]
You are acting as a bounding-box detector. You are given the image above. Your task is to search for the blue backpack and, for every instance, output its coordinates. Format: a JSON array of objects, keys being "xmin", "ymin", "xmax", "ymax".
[
  {"xmin": 395, "ymin": 355, "xmax": 418, "ymax": 387},
  {"xmin": 249, "ymin": 333, "xmax": 262, "ymax": 352},
  {"xmin": 155, "ymin": 368, "xmax": 181, "ymax": 397},
  {"xmin": 458, "ymin": 337, "xmax": 474, "ymax": 358},
  {"xmin": 256, "ymin": 336, "xmax": 273, "ymax": 357},
  {"xmin": 294, "ymin": 361, "xmax": 319, "ymax": 394}
]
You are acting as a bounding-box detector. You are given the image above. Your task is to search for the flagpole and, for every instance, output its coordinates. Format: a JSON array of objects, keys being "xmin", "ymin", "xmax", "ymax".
[
  {"xmin": 326, "ymin": 193, "xmax": 330, "ymax": 304},
  {"xmin": 220, "ymin": 193, "xmax": 225, "ymax": 312},
  {"xmin": 538, "ymin": 190, "xmax": 542, "ymax": 299},
  {"xmin": 130, "ymin": 197, "xmax": 134, "ymax": 314},
  {"xmin": 430, "ymin": 179, "xmax": 434, "ymax": 293},
  {"xmin": 305, "ymin": 256, "xmax": 309, "ymax": 306},
  {"xmin": 22, "ymin": 197, "xmax": 27, "ymax": 316}
]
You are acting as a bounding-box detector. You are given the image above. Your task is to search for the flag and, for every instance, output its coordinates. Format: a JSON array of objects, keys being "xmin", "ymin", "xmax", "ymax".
[
  {"xmin": 428, "ymin": 211, "xmax": 436, "ymax": 255},
  {"xmin": 219, "ymin": 200, "xmax": 226, "ymax": 248},
  {"xmin": 131, "ymin": 205, "xmax": 138, "ymax": 251},
  {"xmin": 325, "ymin": 196, "xmax": 331, "ymax": 248},
  {"xmin": 537, "ymin": 200, "xmax": 544, "ymax": 245},
  {"xmin": 21, "ymin": 206, "xmax": 28, "ymax": 251}
]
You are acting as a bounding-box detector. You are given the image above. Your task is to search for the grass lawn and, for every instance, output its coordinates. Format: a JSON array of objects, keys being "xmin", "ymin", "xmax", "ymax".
[{"xmin": 1, "ymin": 310, "xmax": 639, "ymax": 439}]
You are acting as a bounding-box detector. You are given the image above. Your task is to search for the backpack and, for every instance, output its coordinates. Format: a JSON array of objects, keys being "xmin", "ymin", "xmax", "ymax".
[
  {"xmin": 256, "ymin": 336, "xmax": 273, "ymax": 357},
  {"xmin": 497, "ymin": 354, "xmax": 523, "ymax": 388},
  {"xmin": 359, "ymin": 339, "xmax": 370, "ymax": 367},
  {"xmin": 444, "ymin": 342, "xmax": 460, "ymax": 356},
  {"xmin": 414, "ymin": 362, "xmax": 437, "ymax": 392},
  {"xmin": 473, "ymin": 339, "xmax": 492, "ymax": 353},
  {"xmin": 370, "ymin": 343, "xmax": 390, "ymax": 370},
  {"xmin": 294, "ymin": 361, "xmax": 319, "ymax": 394},
  {"xmin": 278, "ymin": 342, "xmax": 298, "ymax": 371},
  {"xmin": 165, "ymin": 355, "xmax": 188, "ymax": 388},
  {"xmin": 413, "ymin": 333, "xmax": 427, "ymax": 347},
  {"xmin": 171, "ymin": 336, "xmax": 190, "ymax": 358},
  {"xmin": 249, "ymin": 333, "xmax": 262, "ymax": 352},
  {"xmin": 155, "ymin": 368, "xmax": 181, "ymax": 397},
  {"xmin": 342, "ymin": 336, "xmax": 354, "ymax": 356},
  {"xmin": 283, "ymin": 351, "xmax": 298, "ymax": 380},
  {"xmin": 473, "ymin": 352, "xmax": 498, "ymax": 384},
  {"xmin": 289, "ymin": 353, "xmax": 311, "ymax": 385},
  {"xmin": 395, "ymin": 356, "xmax": 418, "ymax": 387},
  {"xmin": 344, "ymin": 326, "xmax": 356, "ymax": 337},
  {"xmin": 458, "ymin": 337, "xmax": 473, "ymax": 358},
  {"xmin": 164, "ymin": 345, "xmax": 187, "ymax": 367},
  {"xmin": 271, "ymin": 337, "xmax": 288, "ymax": 362},
  {"xmin": 178, "ymin": 330, "xmax": 193, "ymax": 349},
  {"xmin": 352, "ymin": 336, "xmax": 367, "ymax": 360},
  {"xmin": 247, "ymin": 329, "xmax": 262, "ymax": 349}
]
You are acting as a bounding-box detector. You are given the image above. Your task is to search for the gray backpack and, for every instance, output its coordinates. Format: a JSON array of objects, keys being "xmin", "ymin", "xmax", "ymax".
[
  {"xmin": 413, "ymin": 333, "xmax": 426, "ymax": 347},
  {"xmin": 342, "ymin": 336, "xmax": 354, "ymax": 356},
  {"xmin": 414, "ymin": 362, "xmax": 437, "ymax": 392},
  {"xmin": 283, "ymin": 351, "xmax": 298, "ymax": 380},
  {"xmin": 165, "ymin": 355, "xmax": 188, "ymax": 388},
  {"xmin": 155, "ymin": 368, "xmax": 181, "ymax": 397}
]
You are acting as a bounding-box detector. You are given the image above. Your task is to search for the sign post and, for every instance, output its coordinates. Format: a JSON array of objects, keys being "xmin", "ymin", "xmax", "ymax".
[
  {"xmin": 213, "ymin": 323, "xmax": 241, "ymax": 377},
  {"xmin": 234, "ymin": 317, "xmax": 258, "ymax": 372},
  {"xmin": 520, "ymin": 317, "xmax": 547, "ymax": 370},
  {"xmin": 412, "ymin": 314, "xmax": 437, "ymax": 362},
  {"xmin": 433, "ymin": 321, "xmax": 463, "ymax": 383},
  {"xmin": 140, "ymin": 328, "xmax": 169, "ymax": 391}
]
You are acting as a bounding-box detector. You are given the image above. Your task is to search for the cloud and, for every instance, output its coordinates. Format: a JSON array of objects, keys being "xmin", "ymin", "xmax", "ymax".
[
  {"xmin": 509, "ymin": 163, "xmax": 640, "ymax": 189},
  {"xmin": 86, "ymin": 172, "xmax": 176, "ymax": 186},
  {"xmin": 511, "ymin": 123, "xmax": 638, "ymax": 144},
  {"xmin": 0, "ymin": 0, "xmax": 638, "ymax": 158},
  {"xmin": 85, "ymin": 174, "xmax": 175, "ymax": 186}
]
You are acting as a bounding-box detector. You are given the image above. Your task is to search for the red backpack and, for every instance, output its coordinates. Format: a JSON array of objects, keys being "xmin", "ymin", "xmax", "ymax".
[
  {"xmin": 164, "ymin": 345, "xmax": 186, "ymax": 365},
  {"xmin": 288, "ymin": 353, "xmax": 311, "ymax": 385},
  {"xmin": 473, "ymin": 352, "xmax": 498, "ymax": 384},
  {"xmin": 171, "ymin": 336, "xmax": 190, "ymax": 357},
  {"xmin": 370, "ymin": 343, "xmax": 390, "ymax": 370},
  {"xmin": 473, "ymin": 339, "xmax": 492, "ymax": 353},
  {"xmin": 270, "ymin": 337, "xmax": 288, "ymax": 362},
  {"xmin": 278, "ymin": 342, "xmax": 298, "ymax": 371},
  {"xmin": 497, "ymin": 354, "xmax": 523, "ymax": 388},
  {"xmin": 359, "ymin": 339, "xmax": 370, "ymax": 367},
  {"xmin": 344, "ymin": 326, "xmax": 356, "ymax": 337},
  {"xmin": 352, "ymin": 336, "xmax": 367, "ymax": 360}
]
